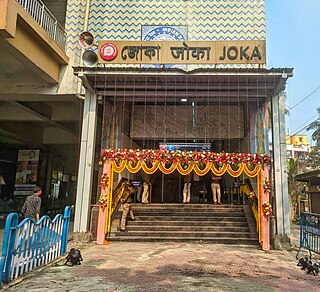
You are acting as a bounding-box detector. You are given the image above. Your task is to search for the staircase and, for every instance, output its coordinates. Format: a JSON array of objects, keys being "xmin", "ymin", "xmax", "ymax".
[{"xmin": 110, "ymin": 204, "xmax": 258, "ymax": 245}]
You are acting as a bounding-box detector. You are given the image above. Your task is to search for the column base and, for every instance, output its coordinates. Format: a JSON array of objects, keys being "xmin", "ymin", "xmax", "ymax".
[
  {"xmin": 71, "ymin": 231, "xmax": 92, "ymax": 244},
  {"xmin": 272, "ymin": 234, "xmax": 291, "ymax": 250}
]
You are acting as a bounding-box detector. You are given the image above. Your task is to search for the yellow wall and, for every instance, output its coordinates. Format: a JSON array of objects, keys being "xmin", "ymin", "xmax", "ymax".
[{"xmin": 286, "ymin": 135, "xmax": 309, "ymax": 146}]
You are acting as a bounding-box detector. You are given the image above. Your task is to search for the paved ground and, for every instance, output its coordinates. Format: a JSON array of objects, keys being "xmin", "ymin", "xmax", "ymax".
[{"xmin": 2, "ymin": 225, "xmax": 320, "ymax": 292}]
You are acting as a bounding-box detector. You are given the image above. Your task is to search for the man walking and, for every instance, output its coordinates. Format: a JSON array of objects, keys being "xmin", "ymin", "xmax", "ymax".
[
  {"xmin": 21, "ymin": 186, "xmax": 42, "ymax": 221},
  {"xmin": 120, "ymin": 183, "xmax": 136, "ymax": 232}
]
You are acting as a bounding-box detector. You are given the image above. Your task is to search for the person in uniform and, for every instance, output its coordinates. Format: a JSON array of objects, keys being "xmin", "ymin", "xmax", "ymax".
[
  {"xmin": 183, "ymin": 181, "xmax": 191, "ymax": 204},
  {"xmin": 141, "ymin": 181, "xmax": 150, "ymax": 204},
  {"xmin": 211, "ymin": 175, "xmax": 222, "ymax": 205},
  {"xmin": 120, "ymin": 183, "xmax": 136, "ymax": 232}
]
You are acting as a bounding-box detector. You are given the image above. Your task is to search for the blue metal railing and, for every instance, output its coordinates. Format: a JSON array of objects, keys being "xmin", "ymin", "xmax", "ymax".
[
  {"xmin": 296, "ymin": 212, "xmax": 320, "ymax": 258},
  {"xmin": 0, "ymin": 206, "xmax": 70, "ymax": 286}
]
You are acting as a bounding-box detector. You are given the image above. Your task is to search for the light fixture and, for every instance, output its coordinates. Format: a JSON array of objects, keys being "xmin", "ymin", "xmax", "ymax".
[
  {"xmin": 0, "ymin": 175, "xmax": 5, "ymax": 197},
  {"xmin": 181, "ymin": 98, "xmax": 187, "ymax": 102},
  {"xmin": 0, "ymin": 175, "xmax": 5, "ymax": 185}
]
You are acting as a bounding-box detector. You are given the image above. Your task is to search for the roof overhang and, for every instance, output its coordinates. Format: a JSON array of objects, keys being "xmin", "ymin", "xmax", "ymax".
[
  {"xmin": 73, "ymin": 66, "xmax": 293, "ymax": 105},
  {"xmin": 295, "ymin": 170, "xmax": 320, "ymax": 184}
]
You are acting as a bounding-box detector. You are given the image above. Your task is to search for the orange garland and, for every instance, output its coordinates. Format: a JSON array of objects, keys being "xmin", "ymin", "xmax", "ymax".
[
  {"xmin": 227, "ymin": 164, "xmax": 245, "ymax": 177},
  {"xmin": 194, "ymin": 162, "xmax": 212, "ymax": 176},
  {"xmin": 244, "ymin": 164, "xmax": 261, "ymax": 177},
  {"xmin": 111, "ymin": 160, "xmax": 261, "ymax": 178},
  {"xmin": 126, "ymin": 160, "xmax": 142, "ymax": 173},
  {"xmin": 112, "ymin": 160, "xmax": 126, "ymax": 173},
  {"xmin": 176, "ymin": 163, "xmax": 193, "ymax": 175},
  {"xmin": 141, "ymin": 161, "xmax": 160, "ymax": 174},
  {"xmin": 158, "ymin": 162, "xmax": 177, "ymax": 174},
  {"xmin": 211, "ymin": 163, "xmax": 228, "ymax": 176}
]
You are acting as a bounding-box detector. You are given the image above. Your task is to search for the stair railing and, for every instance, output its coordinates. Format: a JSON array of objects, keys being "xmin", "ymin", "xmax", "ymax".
[{"xmin": 240, "ymin": 180, "xmax": 260, "ymax": 236}]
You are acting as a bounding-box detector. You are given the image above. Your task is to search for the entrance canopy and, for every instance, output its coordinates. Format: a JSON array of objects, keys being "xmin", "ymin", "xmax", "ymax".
[{"xmin": 74, "ymin": 67, "xmax": 293, "ymax": 105}]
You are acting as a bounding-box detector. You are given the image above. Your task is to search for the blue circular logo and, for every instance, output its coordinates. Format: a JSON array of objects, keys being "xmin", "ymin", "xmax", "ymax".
[{"xmin": 144, "ymin": 26, "xmax": 185, "ymax": 41}]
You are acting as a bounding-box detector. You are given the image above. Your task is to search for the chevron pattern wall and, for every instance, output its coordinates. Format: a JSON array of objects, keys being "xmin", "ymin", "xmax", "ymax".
[{"xmin": 65, "ymin": 0, "xmax": 265, "ymax": 67}]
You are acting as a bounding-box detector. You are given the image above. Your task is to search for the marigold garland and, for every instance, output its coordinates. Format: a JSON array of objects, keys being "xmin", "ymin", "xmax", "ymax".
[
  {"xmin": 262, "ymin": 201, "xmax": 272, "ymax": 219},
  {"xmin": 99, "ymin": 172, "xmax": 110, "ymax": 208},
  {"xmin": 158, "ymin": 162, "xmax": 176, "ymax": 174},
  {"xmin": 263, "ymin": 179, "xmax": 272, "ymax": 191},
  {"xmin": 100, "ymin": 172, "xmax": 109, "ymax": 190},
  {"xmin": 99, "ymin": 149, "xmax": 270, "ymax": 177}
]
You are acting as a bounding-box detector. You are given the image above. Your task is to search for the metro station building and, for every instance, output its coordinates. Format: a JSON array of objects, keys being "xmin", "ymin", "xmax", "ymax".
[{"xmin": 0, "ymin": 0, "xmax": 292, "ymax": 249}]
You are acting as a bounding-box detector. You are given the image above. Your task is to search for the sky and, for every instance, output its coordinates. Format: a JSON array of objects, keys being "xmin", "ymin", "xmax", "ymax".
[{"xmin": 266, "ymin": 0, "xmax": 320, "ymax": 145}]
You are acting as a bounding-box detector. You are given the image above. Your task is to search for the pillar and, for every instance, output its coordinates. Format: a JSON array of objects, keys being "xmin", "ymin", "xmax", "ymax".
[
  {"xmin": 261, "ymin": 166, "xmax": 270, "ymax": 251},
  {"xmin": 73, "ymin": 89, "xmax": 98, "ymax": 232},
  {"xmin": 271, "ymin": 90, "xmax": 291, "ymax": 241}
]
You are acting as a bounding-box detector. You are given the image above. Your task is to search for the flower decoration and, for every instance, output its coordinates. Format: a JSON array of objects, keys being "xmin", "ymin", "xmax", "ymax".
[
  {"xmin": 99, "ymin": 193, "xmax": 108, "ymax": 209},
  {"xmin": 262, "ymin": 201, "xmax": 272, "ymax": 219},
  {"xmin": 248, "ymin": 191, "xmax": 255, "ymax": 200},
  {"xmin": 100, "ymin": 172, "xmax": 109, "ymax": 190},
  {"xmin": 99, "ymin": 148, "xmax": 271, "ymax": 167},
  {"xmin": 263, "ymin": 179, "xmax": 272, "ymax": 192}
]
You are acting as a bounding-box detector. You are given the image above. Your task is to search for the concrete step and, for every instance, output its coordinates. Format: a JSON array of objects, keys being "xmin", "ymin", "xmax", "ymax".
[
  {"xmin": 114, "ymin": 230, "xmax": 253, "ymax": 237},
  {"xmin": 133, "ymin": 216, "xmax": 248, "ymax": 222},
  {"xmin": 117, "ymin": 226, "xmax": 250, "ymax": 232},
  {"xmin": 110, "ymin": 204, "xmax": 257, "ymax": 245},
  {"xmin": 132, "ymin": 212, "xmax": 245, "ymax": 217},
  {"xmin": 132, "ymin": 204, "xmax": 244, "ymax": 211},
  {"xmin": 111, "ymin": 235, "xmax": 258, "ymax": 245},
  {"xmin": 126, "ymin": 220, "xmax": 249, "ymax": 227}
]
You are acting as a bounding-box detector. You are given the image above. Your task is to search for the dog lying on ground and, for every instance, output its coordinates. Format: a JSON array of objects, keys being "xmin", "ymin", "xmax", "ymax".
[{"xmin": 65, "ymin": 248, "xmax": 83, "ymax": 266}]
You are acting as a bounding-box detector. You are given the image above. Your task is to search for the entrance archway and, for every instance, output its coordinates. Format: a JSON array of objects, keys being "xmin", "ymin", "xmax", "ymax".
[{"xmin": 97, "ymin": 149, "xmax": 271, "ymax": 250}]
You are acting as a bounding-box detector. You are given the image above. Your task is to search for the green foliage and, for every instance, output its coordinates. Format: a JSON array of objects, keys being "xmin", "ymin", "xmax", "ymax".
[
  {"xmin": 306, "ymin": 107, "xmax": 320, "ymax": 147},
  {"xmin": 306, "ymin": 107, "xmax": 320, "ymax": 170},
  {"xmin": 287, "ymin": 159, "xmax": 306, "ymax": 219}
]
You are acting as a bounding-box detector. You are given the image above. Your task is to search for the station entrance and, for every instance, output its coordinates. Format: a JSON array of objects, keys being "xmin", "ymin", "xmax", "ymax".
[
  {"xmin": 80, "ymin": 66, "xmax": 280, "ymax": 204},
  {"xmin": 74, "ymin": 65, "xmax": 292, "ymax": 250}
]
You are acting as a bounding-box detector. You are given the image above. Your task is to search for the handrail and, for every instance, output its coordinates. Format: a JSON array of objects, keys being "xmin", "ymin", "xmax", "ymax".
[
  {"xmin": 16, "ymin": 0, "xmax": 66, "ymax": 50},
  {"xmin": 240, "ymin": 180, "xmax": 260, "ymax": 235}
]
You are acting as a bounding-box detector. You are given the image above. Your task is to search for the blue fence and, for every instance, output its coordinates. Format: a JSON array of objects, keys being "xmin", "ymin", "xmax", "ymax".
[
  {"xmin": 296, "ymin": 212, "xmax": 320, "ymax": 258},
  {"xmin": 0, "ymin": 206, "xmax": 71, "ymax": 286}
]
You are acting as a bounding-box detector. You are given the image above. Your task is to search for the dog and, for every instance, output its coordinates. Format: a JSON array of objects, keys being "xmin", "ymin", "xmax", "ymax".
[
  {"xmin": 297, "ymin": 257, "xmax": 310, "ymax": 271},
  {"xmin": 297, "ymin": 257, "xmax": 319, "ymax": 276},
  {"xmin": 306, "ymin": 263, "xmax": 319, "ymax": 276},
  {"xmin": 65, "ymin": 248, "xmax": 83, "ymax": 266}
]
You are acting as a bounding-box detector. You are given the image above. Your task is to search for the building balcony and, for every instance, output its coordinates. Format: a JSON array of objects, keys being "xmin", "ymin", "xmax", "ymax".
[{"xmin": 0, "ymin": 0, "xmax": 69, "ymax": 92}]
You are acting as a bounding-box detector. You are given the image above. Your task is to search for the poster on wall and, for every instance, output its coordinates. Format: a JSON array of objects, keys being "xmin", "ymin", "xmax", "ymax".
[{"xmin": 14, "ymin": 149, "xmax": 40, "ymax": 196}]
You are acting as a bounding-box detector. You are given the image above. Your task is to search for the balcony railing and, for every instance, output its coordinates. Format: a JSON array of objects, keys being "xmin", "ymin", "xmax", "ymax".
[{"xmin": 16, "ymin": 0, "xmax": 66, "ymax": 50}]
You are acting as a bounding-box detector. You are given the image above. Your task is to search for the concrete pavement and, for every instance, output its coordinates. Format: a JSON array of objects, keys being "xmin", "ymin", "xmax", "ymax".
[{"xmin": 2, "ymin": 237, "xmax": 320, "ymax": 291}]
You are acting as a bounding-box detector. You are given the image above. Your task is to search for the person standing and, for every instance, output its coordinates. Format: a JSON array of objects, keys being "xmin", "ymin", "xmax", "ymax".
[
  {"xmin": 141, "ymin": 181, "xmax": 150, "ymax": 204},
  {"xmin": 120, "ymin": 183, "xmax": 136, "ymax": 232},
  {"xmin": 21, "ymin": 186, "xmax": 42, "ymax": 221},
  {"xmin": 183, "ymin": 182, "xmax": 191, "ymax": 204},
  {"xmin": 211, "ymin": 175, "xmax": 221, "ymax": 205}
]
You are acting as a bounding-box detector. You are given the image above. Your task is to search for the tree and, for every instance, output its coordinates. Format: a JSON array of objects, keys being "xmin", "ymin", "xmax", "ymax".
[
  {"xmin": 306, "ymin": 107, "xmax": 320, "ymax": 170},
  {"xmin": 287, "ymin": 158, "xmax": 306, "ymax": 221}
]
